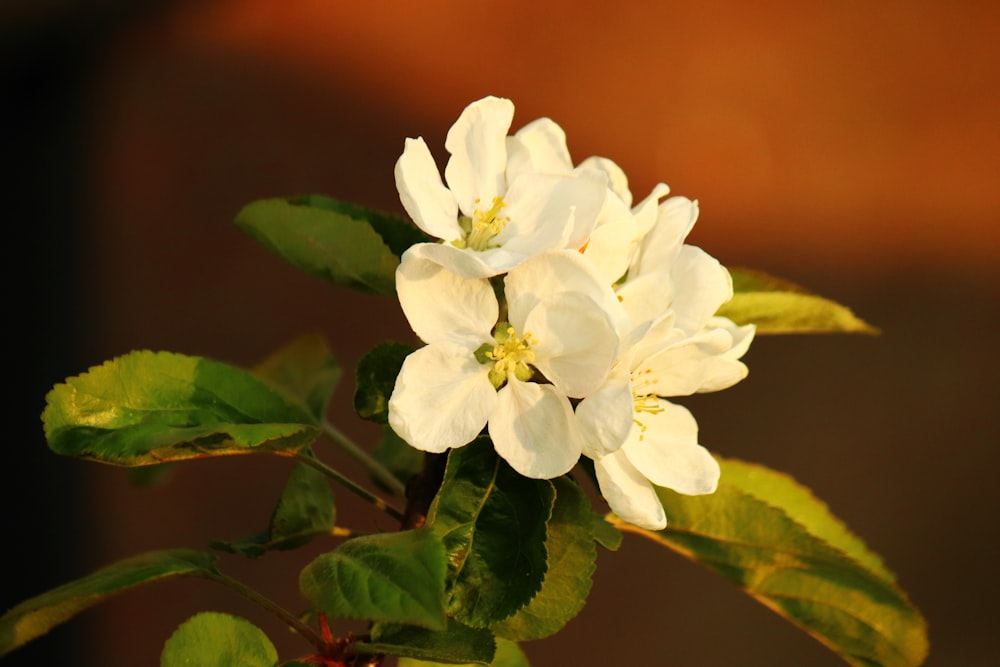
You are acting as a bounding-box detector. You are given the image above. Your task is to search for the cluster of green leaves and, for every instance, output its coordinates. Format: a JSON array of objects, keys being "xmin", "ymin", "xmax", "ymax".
[{"xmin": 1, "ymin": 196, "xmax": 925, "ymax": 666}]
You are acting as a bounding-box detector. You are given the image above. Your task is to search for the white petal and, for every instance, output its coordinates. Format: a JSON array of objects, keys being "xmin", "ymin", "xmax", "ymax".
[
  {"xmin": 624, "ymin": 401, "xmax": 720, "ymax": 496},
  {"xmin": 499, "ymin": 170, "xmax": 608, "ymax": 254},
  {"xmin": 524, "ymin": 291, "xmax": 619, "ymax": 398},
  {"xmin": 444, "ymin": 96, "xmax": 515, "ymax": 214},
  {"xmin": 407, "ymin": 240, "xmax": 523, "ymax": 279},
  {"xmin": 627, "ymin": 311, "xmax": 681, "ymax": 367},
  {"xmin": 497, "ymin": 172, "xmax": 578, "ymax": 254},
  {"xmin": 632, "ymin": 196, "xmax": 698, "ymax": 277},
  {"xmin": 709, "ymin": 317, "xmax": 756, "ymax": 361},
  {"xmin": 505, "ymin": 249, "xmax": 626, "ymax": 336},
  {"xmin": 614, "ymin": 271, "xmax": 674, "ymax": 335},
  {"xmin": 576, "ymin": 365, "xmax": 636, "ymax": 458},
  {"xmin": 396, "ymin": 249, "xmax": 497, "ymax": 346},
  {"xmin": 557, "ymin": 169, "xmax": 611, "ymax": 250},
  {"xmin": 594, "ymin": 449, "xmax": 666, "ymax": 530},
  {"xmin": 669, "ymin": 245, "xmax": 734, "ymax": 333},
  {"xmin": 395, "ymin": 137, "xmax": 461, "ymax": 241},
  {"xmin": 635, "ymin": 328, "xmax": 745, "ymax": 397},
  {"xmin": 631, "ymin": 182, "xmax": 671, "ymax": 236},
  {"xmin": 577, "ymin": 156, "xmax": 633, "ymax": 207},
  {"xmin": 581, "ymin": 195, "xmax": 640, "ymax": 284},
  {"xmin": 506, "ymin": 117, "xmax": 573, "ymax": 182},
  {"xmin": 388, "ymin": 344, "xmax": 497, "ymax": 453},
  {"xmin": 489, "ymin": 380, "xmax": 582, "ymax": 478}
]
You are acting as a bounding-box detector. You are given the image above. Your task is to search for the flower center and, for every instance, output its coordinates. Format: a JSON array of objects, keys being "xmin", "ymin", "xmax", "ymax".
[
  {"xmin": 454, "ymin": 196, "xmax": 509, "ymax": 251},
  {"xmin": 631, "ymin": 369, "xmax": 663, "ymax": 441},
  {"xmin": 475, "ymin": 323, "xmax": 536, "ymax": 389}
]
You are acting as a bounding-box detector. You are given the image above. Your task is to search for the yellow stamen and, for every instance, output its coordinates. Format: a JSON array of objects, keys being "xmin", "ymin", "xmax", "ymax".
[
  {"xmin": 632, "ymin": 391, "xmax": 664, "ymax": 443},
  {"xmin": 485, "ymin": 326, "xmax": 536, "ymax": 388},
  {"xmin": 465, "ymin": 196, "xmax": 510, "ymax": 251}
]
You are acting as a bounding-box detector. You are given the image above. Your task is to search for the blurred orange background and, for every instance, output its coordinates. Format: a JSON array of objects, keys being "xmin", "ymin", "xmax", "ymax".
[{"xmin": 6, "ymin": 1, "xmax": 998, "ymax": 666}]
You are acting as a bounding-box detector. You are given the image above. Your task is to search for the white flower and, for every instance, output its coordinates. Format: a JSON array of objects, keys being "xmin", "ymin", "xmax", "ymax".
[
  {"xmin": 577, "ymin": 196, "xmax": 756, "ymax": 530},
  {"xmin": 394, "ymin": 96, "xmax": 608, "ymax": 279},
  {"xmin": 388, "ymin": 249, "xmax": 624, "ymax": 479},
  {"xmin": 504, "ymin": 115, "xmax": 672, "ymax": 284}
]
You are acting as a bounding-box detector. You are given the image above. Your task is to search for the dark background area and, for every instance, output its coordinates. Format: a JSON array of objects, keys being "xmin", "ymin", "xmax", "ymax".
[{"xmin": 4, "ymin": 1, "xmax": 998, "ymax": 665}]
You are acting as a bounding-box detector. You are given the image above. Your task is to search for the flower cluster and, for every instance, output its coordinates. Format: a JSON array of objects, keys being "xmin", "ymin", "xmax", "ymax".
[{"xmin": 388, "ymin": 96, "xmax": 754, "ymax": 529}]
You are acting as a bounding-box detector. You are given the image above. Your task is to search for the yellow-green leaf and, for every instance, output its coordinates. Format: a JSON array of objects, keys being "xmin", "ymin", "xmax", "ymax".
[
  {"xmin": 161, "ymin": 612, "xmax": 278, "ymax": 667},
  {"xmin": 720, "ymin": 268, "xmax": 878, "ymax": 334},
  {"xmin": 0, "ymin": 550, "xmax": 218, "ymax": 657},
  {"xmin": 42, "ymin": 351, "xmax": 319, "ymax": 466},
  {"xmin": 611, "ymin": 458, "xmax": 927, "ymax": 667},
  {"xmin": 235, "ymin": 197, "xmax": 400, "ymax": 295}
]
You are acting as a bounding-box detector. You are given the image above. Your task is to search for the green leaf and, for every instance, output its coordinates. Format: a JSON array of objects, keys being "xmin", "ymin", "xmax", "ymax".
[
  {"xmin": 161, "ymin": 612, "xmax": 278, "ymax": 667},
  {"xmin": 354, "ymin": 342, "xmax": 415, "ymax": 423},
  {"xmin": 492, "ymin": 477, "xmax": 605, "ymax": 641},
  {"xmin": 721, "ymin": 459, "xmax": 894, "ymax": 582},
  {"xmin": 355, "ymin": 619, "xmax": 496, "ymax": 665},
  {"xmin": 235, "ymin": 196, "xmax": 399, "ymax": 295},
  {"xmin": 253, "ymin": 333, "xmax": 342, "ymax": 422},
  {"xmin": 299, "ymin": 527, "xmax": 448, "ymax": 630},
  {"xmin": 371, "ymin": 425, "xmax": 425, "ymax": 490},
  {"xmin": 427, "ymin": 439, "xmax": 555, "ymax": 628},
  {"xmin": 42, "ymin": 351, "xmax": 320, "ymax": 466},
  {"xmin": 611, "ymin": 458, "xmax": 928, "ymax": 667},
  {"xmin": 268, "ymin": 462, "xmax": 336, "ymax": 547},
  {"xmin": 589, "ymin": 515, "xmax": 623, "ymax": 551},
  {"xmin": 394, "ymin": 639, "xmax": 527, "ymax": 667},
  {"xmin": 212, "ymin": 462, "xmax": 335, "ymax": 558},
  {"xmin": 0, "ymin": 549, "xmax": 218, "ymax": 656},
  {"xmin": 290, "ymin": 194, "xmax": 429, "ymax": 258},
  {"xmin": 395, "ymin": 636, "xmax": 529, "ymax": 667},
  {"xmin": 488, "ymin": 639, "xmax": 530, "ymax": 667},
  {"xmin": 720, "ymin": 267, "xmax": 879, "ymax": 334},
  {"xmin": 487, "ymin": 639, "xmax": 530, "ymax": 667}
]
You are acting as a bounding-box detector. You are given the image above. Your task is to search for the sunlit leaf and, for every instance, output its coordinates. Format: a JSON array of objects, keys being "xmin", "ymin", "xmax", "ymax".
[
  {"xmin": 161, "ymin": 612, "xmax": 278, "ymax": 667},
  {"xmin": 721, "ymin": 459, "xmax": 893, "ymax": 582},
  {"xmin": 42, "ymin": 351, "xmax": 319, "ymax": 466},
  {"xmin": 235, "ymin": 197, "xmax": 399, "ymax": 295},
  {"xmin": 253, "ymin": 333, "xmax": 342, "ymax": 422},
  {"xmin": 720, "ymin": 267, "xmax": 878, "ymax": 334},
  {"xmin": 354, "ymin": 342, "xmax": 414, "ymax": 424},
  {"xmin": 355, "ymin": 619, "xmax": 496, "ymax": 665},
  {"xmin": 611, "ymin": 458, "xmax": 928, "ymax": 667},
  {"xmin": 427, "ymin": 439, "xmax": 555, "ymax": 628},
  {"xmin": 0, "ymin": 550, "xmax": 217, "ymax": 657},
  {"xmin": 299, "ymin": 527, "xmax": 448, "ymax": 630}
]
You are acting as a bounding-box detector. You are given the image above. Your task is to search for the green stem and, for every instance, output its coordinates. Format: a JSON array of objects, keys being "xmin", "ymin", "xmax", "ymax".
[
  {"xmin": 289, "ymin": 451, "xmax": 404, "ymax": 523},
  {"xmin": 207, "ymin": 570, "xmax": 323, "ymax": 647},
  {"xmin": 322, "ymin": 421, "xmax": 407, "ymax": 497}
]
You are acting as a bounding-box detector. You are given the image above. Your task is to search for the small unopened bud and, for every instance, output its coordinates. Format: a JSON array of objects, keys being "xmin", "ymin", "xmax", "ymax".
[
  {"xmin": 473, "ymin": 343, "xmax": 494, "ymax": 364},
  {"xmin": 488, "ymin": 366, "xmax": 507, "ymax": 389},
  {"xmin": 513, "ymin": 363, "xmax": 534, "ymax": 382}
]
